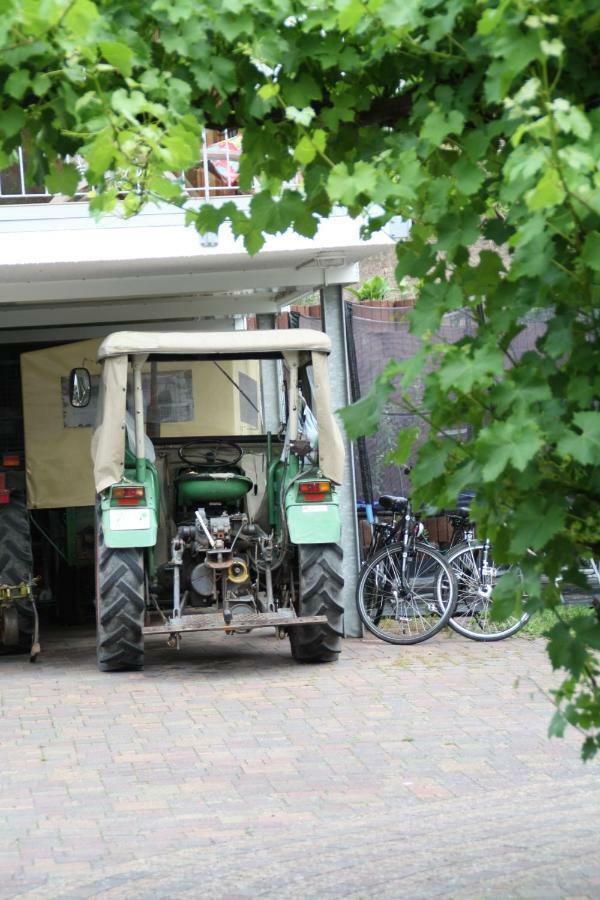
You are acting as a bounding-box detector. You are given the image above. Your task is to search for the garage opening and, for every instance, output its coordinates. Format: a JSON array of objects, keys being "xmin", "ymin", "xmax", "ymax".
[{"xmin": 0, "ymin": 337, "xmax": 270, "ymax": 649}]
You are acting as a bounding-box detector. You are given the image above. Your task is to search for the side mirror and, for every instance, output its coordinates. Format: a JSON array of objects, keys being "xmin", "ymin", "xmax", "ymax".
[{"xmin": 69, "ymin": 367, "xmax": 91, "ymax": 408}]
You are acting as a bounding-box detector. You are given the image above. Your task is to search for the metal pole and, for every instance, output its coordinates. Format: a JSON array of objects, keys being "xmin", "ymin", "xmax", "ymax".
[
  {"xmin": 201, "ymin": 129, "xmax": 211, "ymax": 201},
  {"xmin": 345, "ymin": 301, "xmax": 374, "ymax": 525},
  {"xmin": 256, "ymin": 313, "xmax": 283, "ymax": 433},
  {"xmin": 132, "ymin": 356, "xmax": 147, "ymax": 483},
  {"xmin": 286, "ymin": 354, "xmax": 299, "ymax": 444},
  {"xmin": 147, "ymin": 360, "xmax": 159, "ymax": 440},
  {"xmin": 18, "ymin": 147, "xmax": 26, "ymax": 196},
  {"xmin": 320, "ymin": 284, "xmax": 362, "ymax": 637}
]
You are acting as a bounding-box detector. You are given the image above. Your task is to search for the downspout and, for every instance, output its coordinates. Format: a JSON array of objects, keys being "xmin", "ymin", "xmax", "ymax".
[{"xmin": 345, "ymin": 301, "xmax": 375, "ymax": 524}]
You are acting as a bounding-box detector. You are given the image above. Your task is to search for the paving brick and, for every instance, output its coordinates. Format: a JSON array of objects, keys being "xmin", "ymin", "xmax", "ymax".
[{"xmin": 0, "ymin": 626, "xmax": 599, "ymax": 898}]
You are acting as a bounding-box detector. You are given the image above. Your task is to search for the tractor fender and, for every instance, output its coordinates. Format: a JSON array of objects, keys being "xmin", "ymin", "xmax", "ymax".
[
  {"xmin": 285, "ymin": 496, "xmax": 341, "ymax": 545},
  {"xmin": 100, "ymin": 469, "xmax": 158, "ymax": 549}
]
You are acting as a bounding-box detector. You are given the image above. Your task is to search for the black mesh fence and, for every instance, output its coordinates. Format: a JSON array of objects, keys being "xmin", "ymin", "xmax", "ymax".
[
  {"xmin": 292, "ymin": 302, "xmax": 547, "ymax": 505},
  {"xmin": 345, "ymin": 304, "xmax": 478, "ymax": 502}
]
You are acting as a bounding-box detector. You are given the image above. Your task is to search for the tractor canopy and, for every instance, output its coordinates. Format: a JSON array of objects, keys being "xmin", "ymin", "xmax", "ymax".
[{"xmin": 91, "ymin": 329, "xmax": 345, "ymax": 493}]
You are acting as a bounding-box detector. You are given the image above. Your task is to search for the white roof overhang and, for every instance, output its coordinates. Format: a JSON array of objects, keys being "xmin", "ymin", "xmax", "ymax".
[{"xmin": 0, "ymin": 197, "xmax": 400, "ymax": 345}]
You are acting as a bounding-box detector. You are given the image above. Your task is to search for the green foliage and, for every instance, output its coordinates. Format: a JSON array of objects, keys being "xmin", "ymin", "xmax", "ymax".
[
  {"xmin": 389, "ymin": 427, "xmax": 421, "ymax": 466},
  {"xmin": 346, "ymin": 275, "xmax": 391, "ymax": 302},
  {"xmin": 1, "ymin": 0, "xmax": 598, "ymax": 757},
  {"xmin": 45, "ymin": 161, "xmax": 80, "ymax": 195}
]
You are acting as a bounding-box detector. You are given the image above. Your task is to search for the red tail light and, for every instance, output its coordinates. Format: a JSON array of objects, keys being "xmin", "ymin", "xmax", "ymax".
[
  {"xmin": 299, "ymin": 481, "xmax": 331, "ymax": 502},
  {"xmin": 299, "ymin": 481, "xmax": 330, "ymax": 494},
  {"xmin": 112, "ymin": 486, "xmax": 146, "ymax": 506},
  {"xmin": 2, "ymin": 453, "xmax": 20, "ymax": 467}
]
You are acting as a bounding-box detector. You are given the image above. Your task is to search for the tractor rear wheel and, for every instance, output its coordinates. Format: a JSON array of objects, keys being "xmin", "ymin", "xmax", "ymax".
[
  {"xmin": 289, "ymin": 544, "xmax": 344, "ymax": 663},
  {"xmin": 96, "ymin": 505, "xmax": 145, "ymax": 672},
  {"xmin": 0, "ymin": 494, "xmax": 34, "ymax": 652}
]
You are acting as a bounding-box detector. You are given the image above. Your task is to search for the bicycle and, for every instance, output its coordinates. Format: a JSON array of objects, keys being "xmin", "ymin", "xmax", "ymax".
[
  {"xmin": 356, "ymin": 494, "xmax": 457, "ymax": 644},
  {"xmin": 555, "ymin": 558, "xmax": 600, "ymax": 606},
  {"xmin": 444, "ymin": 500, "xmax": 530, "ymax": 641}
]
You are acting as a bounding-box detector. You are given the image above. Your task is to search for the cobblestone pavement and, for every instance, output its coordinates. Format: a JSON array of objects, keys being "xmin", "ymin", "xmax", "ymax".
[{"xmin": 1, "ymin": 626, "xmax": 599, "ymax": 899}]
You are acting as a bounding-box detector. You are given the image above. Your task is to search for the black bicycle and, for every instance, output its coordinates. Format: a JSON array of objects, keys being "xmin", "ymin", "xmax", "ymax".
[{"xmin": 356, "ymin": 494, "xmax": 457, "ymax": 644}]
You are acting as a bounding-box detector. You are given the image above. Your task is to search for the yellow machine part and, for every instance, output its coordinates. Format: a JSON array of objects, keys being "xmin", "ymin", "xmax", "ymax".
[
  {"xmin": 227, "ymin": 558, "xmax": 249, "ymax": 584},
  {"xmin": 0, "ymin": 582, "xmax": 31, "ymax": 605}
]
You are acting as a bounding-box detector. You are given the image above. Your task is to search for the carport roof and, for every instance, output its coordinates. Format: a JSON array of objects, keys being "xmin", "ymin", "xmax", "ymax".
[{"xmin": 0, "ymin": 198, "xmax": 402, "ymax": 345}]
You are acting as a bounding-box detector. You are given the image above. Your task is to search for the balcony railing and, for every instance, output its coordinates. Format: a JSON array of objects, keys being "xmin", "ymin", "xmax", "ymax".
[{"xmin": 0, "ymin": 130, "xmax": 250, "ymax": 205}]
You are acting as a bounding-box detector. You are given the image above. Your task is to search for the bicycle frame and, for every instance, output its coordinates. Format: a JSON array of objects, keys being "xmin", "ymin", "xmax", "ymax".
[
  {"xmin": 366, "ymin": 520, "xmax": 398, "ymax": 559},
  {"xmin": 365, "ymin": 498, "xmax": 427, "ymax": 595},
  {"xmin": 447, "ymin": 512, "xmax": 500, "ymax": 596},
  {"xmin": 356, "ymin": 500, "xmax": 458, "ymax": 644},
  {"xmin": 448, "ymin": 514, "xmax": 475, "ymax": 547}
]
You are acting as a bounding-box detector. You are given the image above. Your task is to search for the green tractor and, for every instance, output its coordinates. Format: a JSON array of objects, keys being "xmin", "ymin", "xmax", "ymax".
[{"xmin": 70, "ymin": 329, "xmax": 345, "ymax": 671}]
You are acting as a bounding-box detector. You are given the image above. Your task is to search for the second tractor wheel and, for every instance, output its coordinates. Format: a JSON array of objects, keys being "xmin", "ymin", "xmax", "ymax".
[
  {"xmin": 0, "ymin": 494, "xmax": 35, "ymax": 652},
  {"xmin": 289, "ymin": 544, "xmax": 344, "ymax": 663},
  {"xmin": 96, "ymin": 507, "xmax": 145, "ymax": 672}
]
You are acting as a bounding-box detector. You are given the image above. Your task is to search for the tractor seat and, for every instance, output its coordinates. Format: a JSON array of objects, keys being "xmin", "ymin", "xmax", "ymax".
[
  {"xmin": 379, "ymin": 494, "xmax": 408, "ymax": 512},
  {"xmin": 175, "ymin": 470, "xmax": 253, "ymax": 504}
]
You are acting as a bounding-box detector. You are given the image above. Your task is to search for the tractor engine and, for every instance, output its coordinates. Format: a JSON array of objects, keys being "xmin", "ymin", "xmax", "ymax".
[
  {"xmin": 160, "ymin": 505, "xmax": 258, "ymax": 621},
  {"xmin": 153, "ymin": 445, "xmax": 272, "ymax": 624}
]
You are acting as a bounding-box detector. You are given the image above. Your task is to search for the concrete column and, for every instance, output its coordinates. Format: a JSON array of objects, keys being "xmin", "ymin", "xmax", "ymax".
[
  {"xmin": 256, "ymin": 313, "xmax": 283, "ymax": 433},
  {"xmin": 320, "ymin": 284, "xmax": 362, "ymax": 637}
]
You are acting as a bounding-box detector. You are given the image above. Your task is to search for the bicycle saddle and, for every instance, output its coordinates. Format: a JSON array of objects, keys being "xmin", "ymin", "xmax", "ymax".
[
  {"xmin": 446, "ymin": 507, "xmax": 471, "ymax": 520},
  {"xmin": 379, "ymin": 494, "xmax": 408, "ymax": 511}
]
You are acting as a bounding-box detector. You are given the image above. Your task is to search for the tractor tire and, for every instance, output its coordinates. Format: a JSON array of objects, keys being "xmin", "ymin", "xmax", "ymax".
[
  {"xmin": 289, "ymin": 544, "xmax": 344, "ymax": 663},
  {"xmin": 96, "ymin": 507, "xmax": 145, "ymax": 672},
  {"xmin": 0, "ymin": 493, "xmax": 34, "ymax": 651}
]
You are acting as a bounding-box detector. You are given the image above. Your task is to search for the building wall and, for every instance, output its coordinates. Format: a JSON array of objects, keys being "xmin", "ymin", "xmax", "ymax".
[{"xmin": 355, "ymin": 247, "xmax": 399, "ymax": 293}]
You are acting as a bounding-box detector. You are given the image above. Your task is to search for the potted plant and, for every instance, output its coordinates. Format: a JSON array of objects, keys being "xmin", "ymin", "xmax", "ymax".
[{"xmin": 346, "ymin": 275, "xmax": 391, "ymax": 303}]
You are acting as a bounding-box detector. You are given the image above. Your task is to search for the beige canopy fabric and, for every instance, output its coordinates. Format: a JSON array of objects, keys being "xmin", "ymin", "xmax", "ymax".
[
  {"xmin": 91, "ymin": 355, "xmax": 129, "ymax": 494},
  {"xmin": 310, "ymin": 351, "xmax": 345, "ymax": 485},
  {"xmin": 92, "ymin": 329, "xmax": 345, "ymax": 492},
  {"xmin": 98, "ymin": 329, "xmax": 332, "ymax": 359},
  {"xmin": 21, "ymin": 338, "xmax": 102, "ymax": 509}
]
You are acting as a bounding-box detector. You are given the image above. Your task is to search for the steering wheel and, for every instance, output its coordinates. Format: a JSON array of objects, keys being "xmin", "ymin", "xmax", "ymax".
[{"xmin": 178, "ymin": 440, "xmax": 243, "ymax": 468}]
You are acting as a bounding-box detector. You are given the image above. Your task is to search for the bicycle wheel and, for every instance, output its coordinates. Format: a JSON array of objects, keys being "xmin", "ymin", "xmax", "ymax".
[
  {"xmin": 446, "ymin": 541, "xmax": 529, "ymax": 641},
  {"xmin": 357, "ymin": 542, "xmax": 457, "ymax": 645}
]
